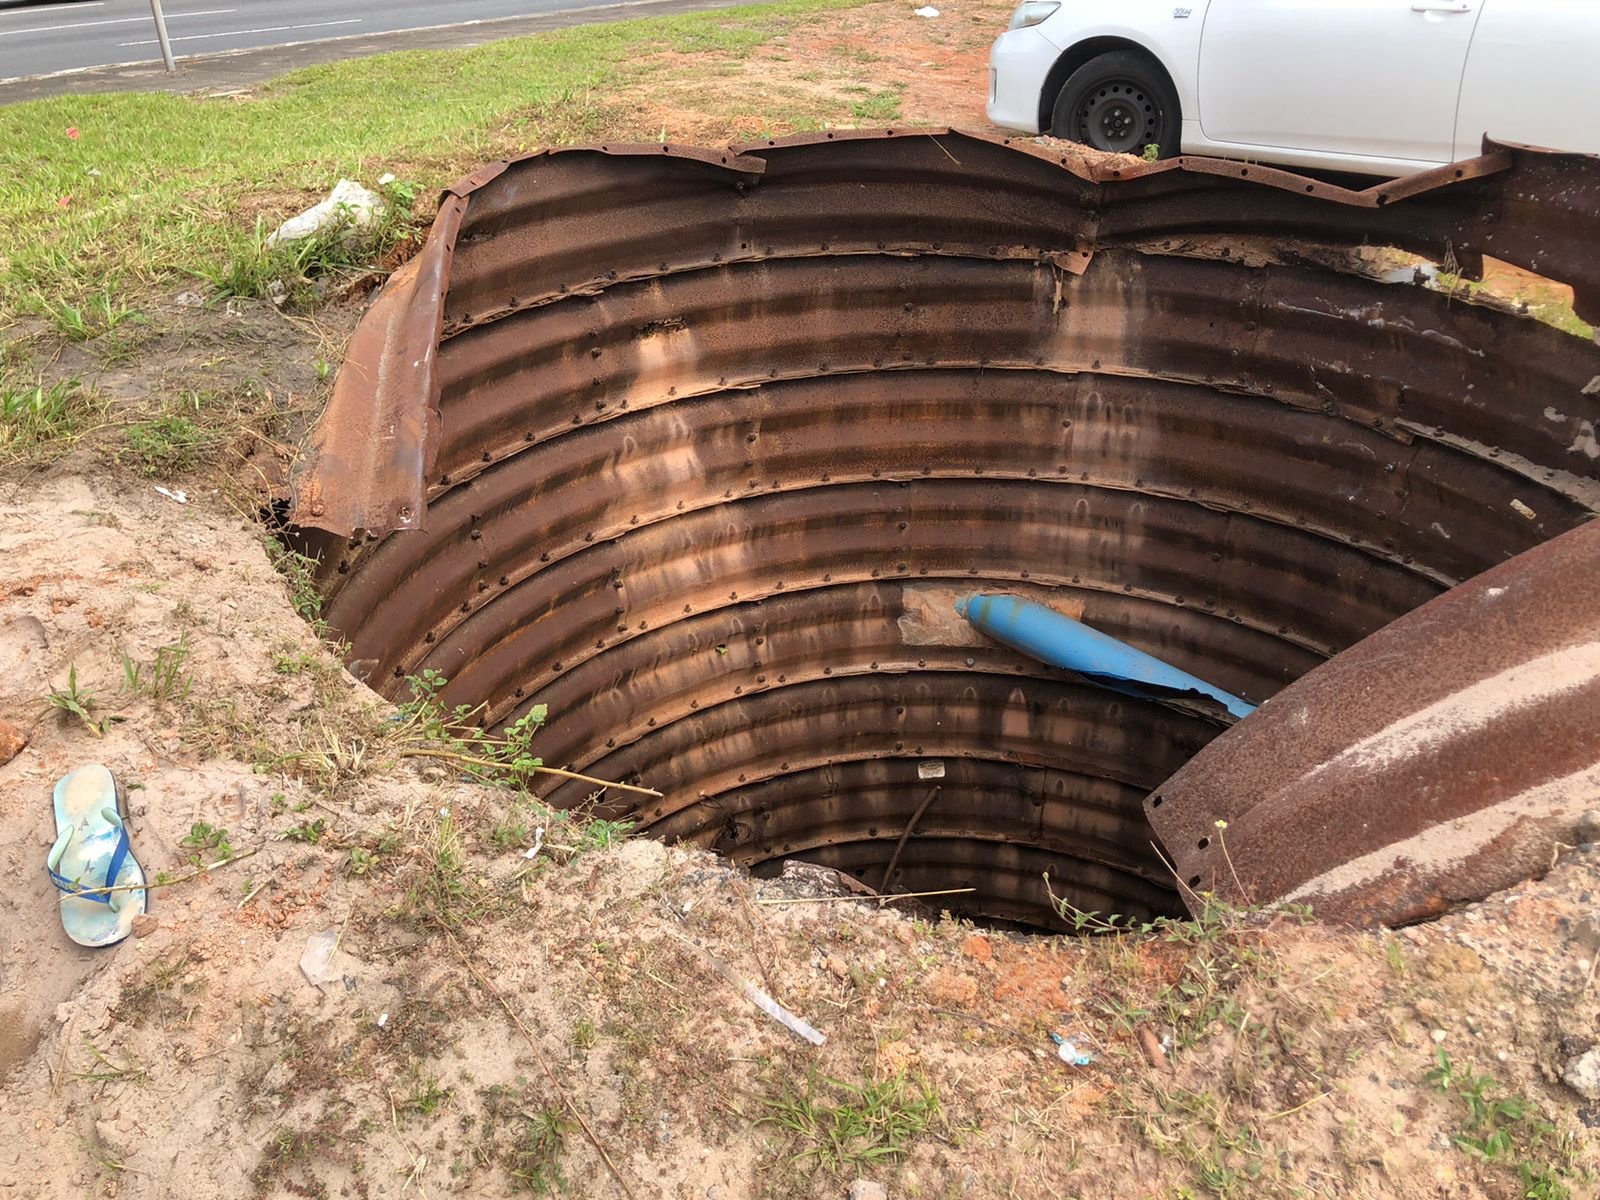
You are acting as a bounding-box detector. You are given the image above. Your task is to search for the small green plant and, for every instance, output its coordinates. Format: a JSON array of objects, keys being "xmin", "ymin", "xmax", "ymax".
[
  {"xmin": 507, "ymin": 1104, "xmax": 570, "ymax": 1195},
  {"xmin": 120, "ymin": 636, "xmax": 193, "ymax": 703},
  {"xmin": 39, "ymin": 291, "xmax": 137, "ymax": 341},
  {"xmin": 403, "ymin": 1076, "xmax": 452, "ymax": 1119},
  {"xmin": 757, "ymin": 1070, "xmax": 940, "ymax": 1173},
  {"xmin": 272, "ymin": 648, "xmax": 317, "ymax": 675},
  {"xmin": 284, "ymin": 818, "xmax": 328, "ymax": 844},
  {"xmin": 578, "ymin": 818, "xmax": 634, "ymax": 852},
  {"xmin": 347, "ymin": 847, "xmax": 376, "ymax": 876},
  {"xmin": 1427, "ymin": 1048, "xmax": 1576, "ymax": 1196},
  {"xmin": 1142, "ymin": 142, "xmax": 1162, "ymax": 162},
  {"xmin": 45, "ymin": 665, "xmax": 110, "ymax": 736},
  {"xmin": 263, "ymin": 536, "xmax": 326, "ymax": 633},
  {"xmin": 571, "ymin": 1017, "xmax": 597, "ymax": 1050},
  {"xmin": 180, "ymin": 821, "xmax": 233, "ymax": 865}
]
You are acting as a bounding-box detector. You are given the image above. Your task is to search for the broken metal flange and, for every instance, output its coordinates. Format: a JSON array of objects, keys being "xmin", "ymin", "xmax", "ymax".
[
  {"xmin": 1147, "ymin": 518, "xmax": 1600, "ymax": 928},
  {"xmin": 290, "ymin": 130, "xmax": 1600, "ymax": 929}
]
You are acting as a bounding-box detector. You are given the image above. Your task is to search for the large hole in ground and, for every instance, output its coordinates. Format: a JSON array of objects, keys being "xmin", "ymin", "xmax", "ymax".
[{"xmin": 292, "ymin": 135, "xmax": 1600, "ymax": 932}]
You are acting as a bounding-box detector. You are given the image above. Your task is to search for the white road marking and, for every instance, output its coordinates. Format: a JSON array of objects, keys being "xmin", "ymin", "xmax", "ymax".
[
  {"xmin": 1, "ymin": 9, "xmax": 235, "ymax": 38},
  {"xmin": 119, "ymin": 18, "xmax": 361, "ymax": 47}
]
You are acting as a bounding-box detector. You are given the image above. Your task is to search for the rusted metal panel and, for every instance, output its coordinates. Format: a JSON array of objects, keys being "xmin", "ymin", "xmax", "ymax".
[
  {"xmin": 289, "ymin": 196, "xmax": 465, "ymax": 537},
  {"xmin": 1147, "ymin": 520, "xmax": 1600, "ymax": 926},
  {"xmin": 289, "ymin": 129, "xmax": 1600, "ymax": 928}
]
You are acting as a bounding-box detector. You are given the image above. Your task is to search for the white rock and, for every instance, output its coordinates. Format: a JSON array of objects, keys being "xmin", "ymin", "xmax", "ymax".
[
  {"xmin": 267, "ymin": 179, "xmax": 384, "ymax": 247},
  {"xmin": 1562, "ymin": 1048, "xmax": 1600, "ymax": 1100},
  {"xmin": 847, "ymin": 1183, "xmax": 888, "ymax": 1200}
]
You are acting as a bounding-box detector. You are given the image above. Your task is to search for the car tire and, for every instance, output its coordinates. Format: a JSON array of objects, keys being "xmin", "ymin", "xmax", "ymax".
[{"xmin": 1051, "ymin": 51, "xmax": 1181, "ymax": 159}]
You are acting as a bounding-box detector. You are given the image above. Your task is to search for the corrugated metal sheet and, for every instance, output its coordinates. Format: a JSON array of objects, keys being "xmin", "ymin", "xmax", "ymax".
[
  {"xmin": 290, "ymin": 130, "xmax": 1600, "ymax": 929},
  {"xmin": 1148, "ymin": 520, "xmax": 1600, "ymax": 926}
]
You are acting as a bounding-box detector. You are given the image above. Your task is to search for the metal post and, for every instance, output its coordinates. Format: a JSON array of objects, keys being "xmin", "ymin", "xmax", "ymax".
[{"xmin": 149, "ymin": 0, "xmax": 176, "ymax": 72}]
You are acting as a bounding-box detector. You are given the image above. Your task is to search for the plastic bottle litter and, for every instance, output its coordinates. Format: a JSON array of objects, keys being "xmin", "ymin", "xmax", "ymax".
[{"xmin": 914, "ymin": 5, "xmax": 940, "ymax": 15}]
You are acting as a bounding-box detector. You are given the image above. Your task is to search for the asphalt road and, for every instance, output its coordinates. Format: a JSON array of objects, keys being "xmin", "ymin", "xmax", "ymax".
[{"xmin": 0, "ymin": 0, "xmax": 651, "ymax": 83}]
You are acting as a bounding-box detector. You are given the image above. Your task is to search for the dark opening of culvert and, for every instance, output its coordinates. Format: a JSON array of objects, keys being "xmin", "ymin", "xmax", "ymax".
[{"xmin": 286, "ymin": 131, "xmax": 1600, "ymax": 933}]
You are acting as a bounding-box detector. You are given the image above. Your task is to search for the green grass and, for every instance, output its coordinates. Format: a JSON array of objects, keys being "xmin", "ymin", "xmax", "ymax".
[
  {"xmin": 0, "ymin": 376, "xmax": 100, "ymax": 456},
  {"xmin": 757, "ymin": 1069, "xmax": 941, "ymax": 1173},
  {"xmin": 0, "ymin": 0, "xmax": 869, "ymax": 317}
]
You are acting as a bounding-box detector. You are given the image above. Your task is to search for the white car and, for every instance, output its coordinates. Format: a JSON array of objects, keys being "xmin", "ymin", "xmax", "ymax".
[{"xmin": 986, "ymin": 0, "xmax": 1598, "ymax": 177}]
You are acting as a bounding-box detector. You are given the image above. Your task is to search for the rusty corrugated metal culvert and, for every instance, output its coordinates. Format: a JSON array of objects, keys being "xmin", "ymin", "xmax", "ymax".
[{"xmin": 288, "ymin": 129, "xmax": 1600, "ymax": 931}]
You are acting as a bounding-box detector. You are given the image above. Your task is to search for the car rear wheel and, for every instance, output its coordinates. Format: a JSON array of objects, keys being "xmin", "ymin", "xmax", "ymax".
[{"xmin": 1051, "ymin": 51, "xmax": 1180, "ymax": 158}]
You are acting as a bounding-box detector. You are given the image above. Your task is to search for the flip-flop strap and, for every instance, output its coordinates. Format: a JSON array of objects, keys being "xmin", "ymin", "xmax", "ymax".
[{"xmin": 46, "ymin": 818, "xmax": 131, "ymax": 905}]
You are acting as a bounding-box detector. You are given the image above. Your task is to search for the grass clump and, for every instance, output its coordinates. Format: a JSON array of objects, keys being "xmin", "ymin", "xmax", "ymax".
[
  {"xmin": 120, "ymin": 415, "xmax": 214, "ymax": 476},
  {"xmin": 758, "ymin": 1069, "xmax": 940, "ymax": 1173},
  {"xmin": 0, "ymin": 376, "xmax": 101, "ymax": 458}
]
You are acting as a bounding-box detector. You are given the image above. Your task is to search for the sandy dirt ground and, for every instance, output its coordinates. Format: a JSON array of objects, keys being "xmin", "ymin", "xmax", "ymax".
[{"xmin": 2, "ymin": 1, "xmax": 1598, "ymax": 1197}]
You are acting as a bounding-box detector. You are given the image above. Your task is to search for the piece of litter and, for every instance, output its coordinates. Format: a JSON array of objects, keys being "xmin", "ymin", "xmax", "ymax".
[
  {"xmin": 267, "ymin": 179, "xmax": 384, "ymax": 248},
  {"xmin": 154, "ymin": 486, "xmax": 188, "ymax": 505},
  {"xmin": 299, "ymin": 928, "xmax": 341, "ymax": 988},
  {"xmin": 672, "ymin": 930, "xmax": 825, "ymax": 1044},
  {"xmin": 378, "ymin": 172, "xmax": 397, "ymax": 187},
  {"xmin": 1056, "ymin": 1038, "xmax": 1093, "ymax": 1066},
  {"xmin": 1050, "ymin": 1031, "xmax": 1094, "ymax": 1066},
  {"xmin": 522, "ymin": 825, "xmax": 545, "ymax": 859},
  {"xmin": 740, "ymin": 978, "xmax": 826, "ymax": 1045},
  {"xmin": 376, "ymin": 1012, "xmax": 389, "ymax": 1028},
  {"xmin": 1510, "ymin": 498, "xmax": 1537, "ymax": 520},
  {"xmin": 173, "ymin": 291, "xmax": 205, "ymax": 308},
  {"xmin": 914, "ymin": 5, "xmax": 940, "ymax": 14},
  {"xmin": 917, "ymin": 759, "xmax": 946, "ymax": 780}
]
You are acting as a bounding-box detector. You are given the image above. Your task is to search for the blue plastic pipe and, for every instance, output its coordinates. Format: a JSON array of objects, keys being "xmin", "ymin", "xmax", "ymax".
[{"xmin": 956, "ymin": 593, "xmax": 1257, "ymax": 720}]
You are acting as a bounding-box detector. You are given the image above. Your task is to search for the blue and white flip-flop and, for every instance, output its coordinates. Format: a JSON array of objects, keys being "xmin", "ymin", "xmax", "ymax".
[{"xmin": 46, "ymin": 764, "xmax": 146, "ymax": 947}]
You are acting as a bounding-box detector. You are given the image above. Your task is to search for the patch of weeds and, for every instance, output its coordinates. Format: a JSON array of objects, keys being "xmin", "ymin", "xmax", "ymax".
[
  {"xmin": 1384, "ymin": 937, "xmax": 1407, "ymax": 977},
  {"xmin": 180, "ymin": 821, "xmax": 234, "ymax": 864},
  {"xmin": 202, "ymin": 182, "xmax": 419, "ymax": 311},
  {"xmin": 119, "ymin": 415, "xmax": 214, "ymax": 476},
  {"xmin": 120, "ymin": 635, "xmax": 194, "ymax": 703},
  {"xmin": 578, "ymin": 817, "xmax": 634, "ymax": 853},
  {"xmin": 1427, "ymin": 1049, "xmax": 1580, "ymax": 1196},
  {"xmin": 397, "ymin": 805, "xmax": 477, "ymax": 926},
  {"xmin": 0, "ymin": 376, "xmax": 98, "ymax": 456},
  {"xmin": 347, "ymin": 846, "xmax": 377, "ymax": 876},
  {"xmin": 263, "ymin": 535, "xmax": 327, "ymax": 635},
  {"xmin": 284, "ymin": 817, "xmax": 329, "ymax": 844},
  {"xmin": 40, "ymin": 291, "xmax": 138, "ymax": 341},
  {"xmin": 45, "ymin": 665, "xmax": 116, "ymax": 737},
  {"xmin": 272, "ymin": 647, "xmax": 318, "ymax": 675},
  {"xmin": 572, "ymin": 1017, "xmax": 597, "ymax": 1050},
  {"xmin": 1126, "ymin": 1085, "xmax": 1287, "ymax": 1199},
  {"xmin": 393, "ymin": 669, "xmax": 554, "ymax": 793},
  {"xmin": 757, "ymin": 1069, "xmax": 940, "ymax": 1174},
  {"xmin": 508, "ymin": 1104, "xmax": 571, "ymax": 1195},
  {"xmin": 1049, "ymin": 870, "xmax": 1309, "ymax": 1050},
  {"xmin": 846, "ymin": 85, "xmax": 903, "ymax": 123},
  {"xmin": 71, "ymin": 1038, "xmax": 148, "ymax": 1085},
  {"xmin": 1143, "ymin": 142, "xmax": 1163, "ymax": 162},
  {"xmin": 402, "ymin": 1075, "xmax": 453, "ymax": 1120},
  {"xmin": 113, "ymin": 950, "xmax": 195, "ymax": 1027}
]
